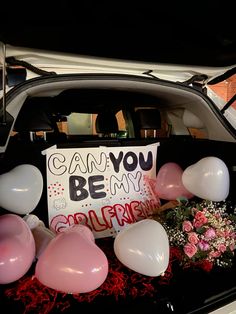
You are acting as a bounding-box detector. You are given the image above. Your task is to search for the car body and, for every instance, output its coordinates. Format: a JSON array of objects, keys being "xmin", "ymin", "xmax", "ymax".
[{"xmin": 0, "ymin": 3, "xmax": 236, "ymax": 313}]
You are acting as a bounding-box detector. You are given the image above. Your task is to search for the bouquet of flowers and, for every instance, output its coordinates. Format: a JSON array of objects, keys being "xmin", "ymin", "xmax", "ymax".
[{"xmin": 158, "ymin": 199, "xmax": 236, "ymax": 271}]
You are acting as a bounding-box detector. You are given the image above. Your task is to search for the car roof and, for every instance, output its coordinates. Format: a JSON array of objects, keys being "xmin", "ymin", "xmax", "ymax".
[{"xmin": 0, "ymin": 1, "xmax": 236, "ymax": 67}]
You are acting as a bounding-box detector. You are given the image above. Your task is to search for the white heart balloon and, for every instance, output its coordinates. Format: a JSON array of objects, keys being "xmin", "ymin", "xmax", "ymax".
[
  {"xmin": 114, "ymin": 219, "xmax": 169, "ymax": 277},
  {"xmin": 182, "ymin": 156, "xmax": 229, "ymax": 202},
  {"xmin": 0, "ymin": 164, "xmax": 43, "ymax": 214}
]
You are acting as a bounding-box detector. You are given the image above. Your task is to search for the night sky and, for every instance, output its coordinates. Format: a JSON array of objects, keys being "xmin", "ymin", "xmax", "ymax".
[{"xmin": 1, "ymin": 1, "xmax": 236, "ymax": 66}]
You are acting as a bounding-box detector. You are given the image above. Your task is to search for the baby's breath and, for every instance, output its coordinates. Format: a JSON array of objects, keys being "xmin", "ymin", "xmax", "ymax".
[{"xmin": 161, "ymin": 199, "xmax": 236, "ymax": 270}]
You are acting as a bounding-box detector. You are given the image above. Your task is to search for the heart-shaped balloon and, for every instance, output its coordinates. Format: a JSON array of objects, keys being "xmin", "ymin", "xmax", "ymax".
[
  {"xmin": 155, "ymin": 162, "xmax": 194, "ymax": 200},
  {"xmin": 182, "ymin": 156, "xmax": 230, "ymax": 201},
  {"xmin": 0, "ymin": 164, "xmax": 43, "ymax": 214},
  {"xmin": 114, "ymin": 219, "xmax": 169, "ymax": 276},
  {"xmin": 35, "ymin": 224, "xmax": 108, "ymax": 294},
  {"xmin": 0, "ymin": 214, "xmax": 35, "ymax": 284},
  {"xmin": 23, "ymin": 214, "xmax": 56, "ymax": 259}
]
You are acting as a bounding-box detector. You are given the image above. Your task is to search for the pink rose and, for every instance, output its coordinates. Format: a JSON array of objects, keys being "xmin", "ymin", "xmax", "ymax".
[
  {"xmin": 198, "ymin": 240, "xmax": 210, "ymax": 251},
  {"xmin": 193, "ymin": 211, "xmax": 208, "ymax": 228},
  {"xmin": 204, "ymin": 228, "xmax": 216, "ymax": 240},
  {"xmin": 209, "ymin": 250, "xmax": 221, "ymax": 258},
  {"xmin": 182, "ymin": 221, "xmax": 193, "ymax": 232},
  {"xmin": 218, "ymin": 244, "xmax": 226, "ymax": 253},
  {"xmin": 183, "ymin": 243, "xmax": 197, "ymax": 258},
  {"xmin": 193, "ymin": 220, "xmax": 204, "ymax": 229},
  {"xmin": 214, "ymin": 213, "xmax": 221, "ymax": 219},
  {"xmin": 223, "ymin": 230, "xmax": 229, "ymax": 237},
  {"xmin": 194, "ymin": 211, "xmax": 207, "ymax": 221},
  {"xmin": 188, "ymin": 232, "xmax": 199, "ymax": 245}
]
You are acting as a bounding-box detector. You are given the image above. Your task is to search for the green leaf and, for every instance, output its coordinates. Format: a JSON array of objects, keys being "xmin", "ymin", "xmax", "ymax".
[
  {"xmin": 196, "ymin": 226, "xmax": 206, "ymax": 234},
  {"xmin": 196, "ymin": 203, "xmax": 203, "ymax": 211},
  {"xmin": 228, "ymin": 215, "xmax": 236, "ymax": 223},
  {"xmin": 176, "ymin": 197, "xmax": 188, "ymax": 204}
]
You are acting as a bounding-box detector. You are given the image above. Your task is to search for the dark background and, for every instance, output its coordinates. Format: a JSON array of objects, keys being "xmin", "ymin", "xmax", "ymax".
[{"xmin": 1, "ymin": 0, "xmax": 236, "ymax": 66}]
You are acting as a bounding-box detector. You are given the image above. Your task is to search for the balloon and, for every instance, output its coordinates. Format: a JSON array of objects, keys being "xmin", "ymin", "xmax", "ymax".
[
  {"xmin": 114, "ymin": 219, "xmax": 169, "ymax": 276},
  {"xmin": 155, "ymin": 162, "xmax": 194, "ymax": 200},
  {"xmin": 182, "ymin": 156, "xmax": 230, "ymax": 202},
  {"xmin": 0, "ymin": 214, "xmax": 35, "ymax": 284},
  {"xmin": 32, "ymin": 225, "xmax": 56, "ymax": 259},
  {"xmin": 0, "ymin": 164, "xmax": 43, "ymax": 215},
  {"xmin": 23, "ymin": 214, "xmax": 56, "ymax": 259},
  {"xmin": 35, "ymin": 224, "xmax": 108, "ymax": 294}
]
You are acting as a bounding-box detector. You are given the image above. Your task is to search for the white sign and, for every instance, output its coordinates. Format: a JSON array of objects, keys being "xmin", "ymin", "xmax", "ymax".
[{"xmin": 46, "ymin": 143, "xmax": 160, "ymax": 238}]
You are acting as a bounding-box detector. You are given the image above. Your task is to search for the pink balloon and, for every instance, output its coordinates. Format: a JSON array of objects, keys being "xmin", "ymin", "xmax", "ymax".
[
  {"xmin": 0, "ymin": 214, "xmax": 36, "ymax": 284},
  {"xmin": 35, "ymin": 224, "xmax": 108, "ymax": 294},
  {"xmin": 155, "ymin": 162, "xmax": 194, "ymax": 200}
]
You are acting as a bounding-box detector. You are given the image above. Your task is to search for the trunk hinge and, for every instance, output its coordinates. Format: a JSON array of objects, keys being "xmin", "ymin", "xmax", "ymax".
[
  {"xmin": 6, "ymin": 56, "xmax": 57, "ymax": 76},
  {"xmin": 221, "ymin": 94, "xmax": 236, "ymax": 114},
  {"xmin": 142, "ymin": 70, "xmax": 160, "ymax": 80},
  {"xmin": 144, "ymin": 70, "xmax": 209, "ymax": 93},
  {"xmin": 181, "ymin": 74, "xmax": 208, "ymax": 93},
  {"xmin": 208, "ymin": 67, "xmax": 236, "ymax": 85}
]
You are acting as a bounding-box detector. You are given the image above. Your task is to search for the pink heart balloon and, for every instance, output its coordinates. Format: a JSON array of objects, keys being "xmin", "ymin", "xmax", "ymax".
[
  {"xmin": 0, "ymin": 214, "xmax": 35, "ymax": 284},
  {"xmin": 35, "ymin": 224, "xmax": 108, "ymax": 294},
  {"xmin": 155, "ymin": 162, "xmax": 194, "ymax": 200}
]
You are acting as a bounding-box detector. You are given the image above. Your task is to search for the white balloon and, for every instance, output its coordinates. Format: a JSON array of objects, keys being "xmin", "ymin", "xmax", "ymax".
[
  {"xmin": 182, "ymin": 156, "xmax": 229, "ymax": 202},
  {"xmin": 0, "ymin": 164, "xmax": 43, "ymax": 214},
  {"xmin": 114, "ymin": 219, "xmax": 169, "ymax": 277},
  {"xmin": 23, "ymin": 214, "xmax": 56, "ymax": 259},
  {"xmin": 32, "ymin": 225, "xmax": 56, "ymax": 259}
]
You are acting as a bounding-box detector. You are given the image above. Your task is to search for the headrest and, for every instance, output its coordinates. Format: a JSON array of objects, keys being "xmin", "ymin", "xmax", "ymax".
[
  {"xmin": 14, "ymin": 98, "xmax": 55, "ymax": 133},
  {"xmin": 95, "ymin": 112, "xmax": 119, "ymax": 134},
  {"xmin": 135, "ymin": 108, "xmax": 161, "ymax": 129},
  {"xmin": 14, "ymin": 108, "xmax": 54, "ymax": 132}
]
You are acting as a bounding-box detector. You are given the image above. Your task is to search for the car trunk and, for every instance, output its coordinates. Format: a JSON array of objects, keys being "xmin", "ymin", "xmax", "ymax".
[
  {"xmin": 0, "ymin": 72, "xmax": 236, "ymax": 313},
  {"xmin": 0, "ymin": 3, "xmax": 236, "ymax": 310}
]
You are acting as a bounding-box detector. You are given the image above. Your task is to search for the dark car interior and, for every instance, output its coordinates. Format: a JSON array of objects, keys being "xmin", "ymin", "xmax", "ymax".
[{"xmin": 1, "ymin": 87, "xmax": 236, "ymax": 314}]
